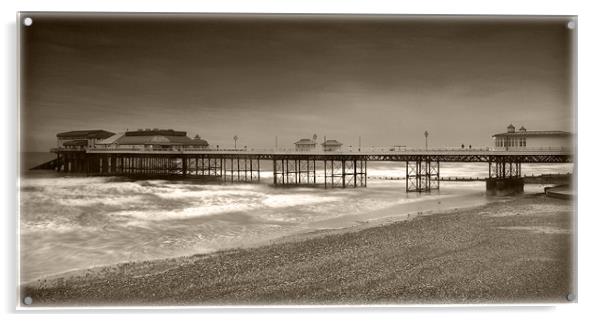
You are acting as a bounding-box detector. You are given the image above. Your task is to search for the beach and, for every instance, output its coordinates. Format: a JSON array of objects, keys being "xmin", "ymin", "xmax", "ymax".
[{"xmin": 22, "ymin": 193, "xmax": 574, "ymax": 306}]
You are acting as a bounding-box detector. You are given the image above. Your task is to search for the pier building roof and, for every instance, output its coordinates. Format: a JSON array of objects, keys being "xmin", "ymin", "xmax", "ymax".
[
  {"xmin": 117, "ymin": 135, "xmax": 193, "ymax": 145},
  {"xmin": 97, "ymin": 129, "xmax": 208, "ymax": 146},
  {"xmin": 493, "ymin": 124, "xmax": 571, "ymax": 138},
  {"xmin": 97, "ymin": 132, "xmax": 124, "ymax": 145},
  {"xmin": 62, "ymin": 139, "xmax": 88, "ymax": 146},
  {"xmin": 321, "ymin": 139, "xmax": 343, "ymax": 146},
  {"xmin": 192, "ymin": 135, "xmax": 209, "ymax": 146},
  {"xmin": 125, "ymin": 129, "xmax": 187, "ymax": 137},
  {"xmin": 57, "ymin": 130, "xmax": 115, "ymax": 139},
  {"xmin": 492, "ymin": 130, "xmax": 571, "ymax": 137},
  {"xmin": 294, "ymin": 139, "xmax": 316, "ymax": 145}
]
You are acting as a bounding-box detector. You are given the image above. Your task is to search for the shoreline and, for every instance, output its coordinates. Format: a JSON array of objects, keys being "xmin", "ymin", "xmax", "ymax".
[
  {"xmin": 20, "ymin": 185, "xmax": 492, "ymax": 284},
  {"xmin": 21, "ymin": 190, "xmax": 486, "ymax": 284},
  {"xmin": 252, "ymin": 194, "xmax": 502, "ymax": 248},
  {"xmin": 21, "ymin": 193, "xmax": 574, "ymax": 305}
]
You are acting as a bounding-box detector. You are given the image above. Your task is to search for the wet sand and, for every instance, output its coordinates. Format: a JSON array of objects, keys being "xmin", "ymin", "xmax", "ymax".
[{"xmin": 21, "ymin": 194, "xmax": 574, "ymax": 306}]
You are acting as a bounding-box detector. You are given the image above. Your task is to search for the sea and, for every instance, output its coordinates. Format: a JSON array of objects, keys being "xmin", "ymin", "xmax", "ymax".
[{"xmin": 18, "ymin": 152, "xmax": 573, "ymax": 283}]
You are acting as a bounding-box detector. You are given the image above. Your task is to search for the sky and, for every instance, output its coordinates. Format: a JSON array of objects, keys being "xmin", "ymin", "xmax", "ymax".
[{"xmin": 20, "ymin": 14, "xmax": 575, "ymax": 152}]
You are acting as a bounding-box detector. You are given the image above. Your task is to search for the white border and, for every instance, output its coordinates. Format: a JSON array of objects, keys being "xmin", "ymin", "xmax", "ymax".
[{"xmin": 3, "ymin": 0, "xmax": 601, "ymax": 321}]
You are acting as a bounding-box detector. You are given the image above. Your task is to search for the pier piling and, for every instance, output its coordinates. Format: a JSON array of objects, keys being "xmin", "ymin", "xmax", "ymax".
[{"xmin": 51, "ymin": 149, "xmax": 569, "ymax": 194}]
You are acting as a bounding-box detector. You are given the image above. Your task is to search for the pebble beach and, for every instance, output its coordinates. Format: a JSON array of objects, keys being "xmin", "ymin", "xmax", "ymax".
[{"xmin": 21, "ymin": 194, "xmax": 574, "ymax": 306}]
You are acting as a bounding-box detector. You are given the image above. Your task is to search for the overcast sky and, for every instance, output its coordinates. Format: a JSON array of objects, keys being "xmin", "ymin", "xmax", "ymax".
[{"xmin": 20, "ymin": 14, "xmax": 574, "ymax": 152}]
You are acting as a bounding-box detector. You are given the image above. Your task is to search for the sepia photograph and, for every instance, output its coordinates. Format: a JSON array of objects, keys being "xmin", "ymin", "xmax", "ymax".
[{"xmin": 18, "ymin": 12, "xmax": 576, "ymax": 307}]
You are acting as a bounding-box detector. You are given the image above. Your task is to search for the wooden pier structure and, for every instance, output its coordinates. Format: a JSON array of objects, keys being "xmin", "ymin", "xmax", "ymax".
[{"xmin": 52, "ymin": 149, "xmax": 572, "ymax": 194}]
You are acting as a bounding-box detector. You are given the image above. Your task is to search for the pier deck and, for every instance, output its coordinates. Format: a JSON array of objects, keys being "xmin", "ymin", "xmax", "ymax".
[{"xmin": 52, "ymin": 148, "xmax": 573, "ymax": 193}]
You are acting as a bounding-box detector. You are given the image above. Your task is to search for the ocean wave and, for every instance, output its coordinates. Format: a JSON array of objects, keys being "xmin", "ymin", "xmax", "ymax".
[
  {"xmin": 154, "ymin": 188, "xmax": 262, "ymax": 200},
  {"xmin": 109, "ymin": 202, "xmax": 261, "ymax": 222},
  {"xmin": 19, "ymin": 163, "xmax": 572, "ymax": 281},
  {"xmin": 262, "ymin": 194, "xmax": 341, "ymax": 208},
  {"xmin": 20, "ymin": 220, "xmax": 97, "ymax": 234},
  {"xmin": 55, "ymin": 195, "xmax": 146, "ymax": 207}
]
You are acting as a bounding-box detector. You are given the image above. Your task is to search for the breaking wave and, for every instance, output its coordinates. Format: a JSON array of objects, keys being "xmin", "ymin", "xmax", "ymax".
[{"xmin": 19, "ymin": 162, "xmax": 571, "ymax": 282}]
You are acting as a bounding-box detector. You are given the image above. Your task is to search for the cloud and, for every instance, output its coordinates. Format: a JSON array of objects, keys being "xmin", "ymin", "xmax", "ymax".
[{"xmin": 21, "ymin": 14, "xmax": 573, "ymax": 151}]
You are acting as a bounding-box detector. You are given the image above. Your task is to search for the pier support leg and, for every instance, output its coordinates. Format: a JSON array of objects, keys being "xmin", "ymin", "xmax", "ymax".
[
  {"xmin": 324, "ymin": 160, "xmax": 327, "ymax": 189},
  {"xmin": 431, "ymin": 161, "xmax": 440, "ymax": 190},
  {"xmin": 273, "ymin": 159, "xmax": 277, "ymax": 185},
  {"xmin": 486, "ymin": 178, "xmax": 524, "ymax": 196},
  {"xmin": 353, "ymin": 159, "xmax": 357, "ymax": 187},
  {"xmin": 246, "ymin": 158, "xmax": 250, "ymax": 181},
  {"xmin": 342, "ymin": 159, "xmax": 346, "ymax": 188},
  {"xmin": 406, "ymin": 159, "xmax": 439, "ymax": 192},
  {"xmin": 110, "ymin": 156, "xmax": 116, "ymax": 174},
  {"xmin": 313, "ymin": 159, "xmax": 316, "ymax": 184},
  {"xmin": 364, "ymin": 160, "xmax": 368, "ymax": 187},
  {"xmin": 487, "ymin": 160, "xmax": 523, "ymax": 196}
]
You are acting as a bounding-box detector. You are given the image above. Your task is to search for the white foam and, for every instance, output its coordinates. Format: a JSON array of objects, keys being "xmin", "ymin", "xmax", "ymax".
[
  {"xmin": 110, "ymin": 202, "xmax": 260, "ymax": 221},
  {"xmin": 262, "ymin": 194, "xmax": 341, "ymax": 208},
  {"xmin": 154, "ymin": 188, "xmax": 261, "ymax": 200},
  {"xmin": 56, "ymin": 195, "xmax": 145, "ymax": 207},
  {"xmin": 21, "ymin": 220, "xmax": 96, "ymax": 234}
]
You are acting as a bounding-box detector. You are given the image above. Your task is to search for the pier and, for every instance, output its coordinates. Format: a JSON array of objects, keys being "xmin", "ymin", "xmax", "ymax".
[{"xmin": 51, "ymin": 148, "xmax": 572, "ymax": 194}]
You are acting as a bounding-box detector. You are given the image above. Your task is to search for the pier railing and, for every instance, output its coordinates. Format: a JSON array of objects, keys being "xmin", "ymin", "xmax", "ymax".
[{"xmin": 85, "ymin": 146, "xmax": 571, "ymax": 155}]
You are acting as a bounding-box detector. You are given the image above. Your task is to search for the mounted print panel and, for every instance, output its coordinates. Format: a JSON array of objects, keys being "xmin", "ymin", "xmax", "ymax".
[{"xmin": 18, "ymin": 13, "xmax": 576, "ymax": 307}]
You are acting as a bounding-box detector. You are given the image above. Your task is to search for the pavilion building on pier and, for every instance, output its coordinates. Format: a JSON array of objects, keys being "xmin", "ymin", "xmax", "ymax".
[
  {"xmin": 95, "ymin": 128, "xmax": 209, "ymax": 151},
  {"xmin": 56, "ymin": 130, "xmax": 115, "ymax": 151},
  {"xmin": 294, "ymin": 138, "xmax": 317, "ymax": 152},
  {"xmin": 492, "ymin": 124, "xmax": 572, "ymax": 152},
  {"xmin": 321, "ymin": 139, "xmax": 343, "ymax": 152}
]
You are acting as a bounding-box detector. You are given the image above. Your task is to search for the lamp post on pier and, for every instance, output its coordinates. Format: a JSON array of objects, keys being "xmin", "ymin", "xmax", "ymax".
[
  {"xmin": 424, "ymin": 130, "xmax": 429, "ymax": 150},
  {"xmin": 233, "ymin": 135, "xmax": 239, "ymax": 150}
]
